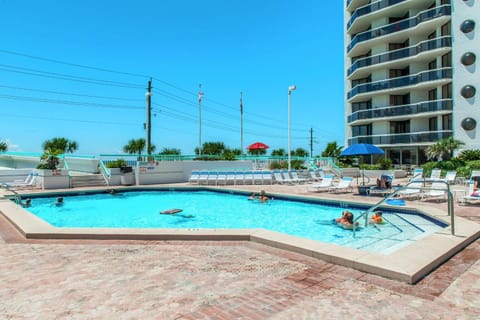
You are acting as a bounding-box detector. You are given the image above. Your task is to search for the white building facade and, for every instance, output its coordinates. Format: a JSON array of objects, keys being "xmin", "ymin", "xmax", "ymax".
[{"xmin": 344, "ymin": 0, "xmax": 479, "ymax": 165}]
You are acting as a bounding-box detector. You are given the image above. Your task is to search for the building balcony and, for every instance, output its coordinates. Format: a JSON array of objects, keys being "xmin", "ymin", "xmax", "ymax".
[
  {"xmin": 347, "ymin": 5, "xmax": 451, "ymax": 54},
  {"xmin": 348, "ymin": 36, "xmax": 452, "ymax": 78},
  {"xmin": 347, "ymin": 0, "xmax": 408, "ymax": 31},
  {"xmin": 347, "ymin": 0, "xmax": 370, "ymax": 12},
  {"xmin": 348, "ymin": 99, "xmax": 453, "ymax": 124},
  {"xmin": 347, "ymin": 68, "xmax": 452, "ymax": 101},
  {"xmin": 348, "ymin": 130, "xmax": 453, "ymax": 146}
]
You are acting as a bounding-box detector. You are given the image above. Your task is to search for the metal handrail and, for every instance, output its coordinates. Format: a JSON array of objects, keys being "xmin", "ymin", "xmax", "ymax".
[
  {"xmin": 352, "ymin": 179, "xmax": 455, "ymax": 237},
  {"xmin": 98, "ymin": 160, "xmax": 111, "ymax": 186}
]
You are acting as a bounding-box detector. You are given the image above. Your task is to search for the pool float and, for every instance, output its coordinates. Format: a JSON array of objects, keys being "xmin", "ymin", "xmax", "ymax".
[
  {"xmin": 160, "ymin": 208, "xmax": 183, "ymax": 215},
  {"xmin": 386, "ymin": 199, "xmax": 405, "ymax": 206}
]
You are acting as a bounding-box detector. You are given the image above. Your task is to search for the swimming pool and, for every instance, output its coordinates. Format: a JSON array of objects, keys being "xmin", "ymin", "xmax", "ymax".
[{"xmin": 23, "ymin": 190, "xmax": 446, "ymax": 254}]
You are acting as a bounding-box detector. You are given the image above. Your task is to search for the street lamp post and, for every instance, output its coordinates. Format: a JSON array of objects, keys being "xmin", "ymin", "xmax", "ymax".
[{"xmin": 288, "ymin": 85, "xmax": 296, "ymax": 172}]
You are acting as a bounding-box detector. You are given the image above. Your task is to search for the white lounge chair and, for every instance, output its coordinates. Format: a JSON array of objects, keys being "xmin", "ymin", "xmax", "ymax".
[
  {"xmin": 207, "ymin": 172, "xmax": 218, "ymax": 185},
  {"xmin": 273, "ymin": 171, "xmax": 292, "ymax": 184},
  {"xmin": 289, "ymin": 171, "xmax": 307, "ymax": 184},
  {"xmin": 262, "ymin": 171, "xmax": 273, "ymax": 185},
  {"xmin": 421, "ymin": 181, "xmax": 446, "ymax": 202},
  {"xmin": 397, "ymin": 181, "xmax": 423, "ymax": 199},
  {"xmin": 308, "ymin": 175, "xmax": 334, "ymax": 192},
  {"xmin": 308, "ymin": 169, "xmax": 321, "ymax": 182},
  {"xmin": 197, "ymin": 172, "xmax": 209, "ymax": 185},
  {"xmin": 216, "ymin": 172, "xmax": 227, "ymax": 185},
  {"xmin": 430, "ymin": 169, "xmax": 442, "ymax": 180},
  {"xmin": 410, "ymin": 168, "xmax": 424, "ymax": 181},
  {"xmin": 252, "ymin": 171, "xmax": 263, "ymax": 185},
  {"xmin": 328, "ymin": 177, "xmax": 354, "ymax": 193},
  {"xmin": 4, "ymin": 173, "xmax": 39, "ymax": 189},
  {"xmin": 226, "ymin": 172, "xmax": 237, "ymax": 185},
  {"xmin": 189, "ymin": 171, "xmax": 200, "ymax": 184},
  {"xmin": 460, "ymin": 181, "xmax": 480, "ymax": 204},
  {"xmin": 244, "ymin": 171, "xmax": 255, "ymax": 185},
  {"xmin": 443, "ymin": 171, "xmax": 457, "ymax": 184}
]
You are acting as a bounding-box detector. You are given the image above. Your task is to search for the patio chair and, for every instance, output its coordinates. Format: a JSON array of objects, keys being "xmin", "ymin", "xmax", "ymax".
[
  {"xmin": 410, "ymin": 168, "xmax": 423, "ymax": 181},
  {"xmin": 443, "ymin": 171, "xmax": 457, "ymax": 184},
  {"xmin": 308, "ymin": 169, "xmax": 321, "ymax": 182},
  {"xmin": 234, "ymin": 172, "xmax": 245, "ymax": 185},
  {"xmin": 189, "ymin": 171, "xmax": 200, "ymax": 184},
  {"xmin": 273, "ymin": 171, "xmax": 292, "ymax": 184},
  {"xmin": 216, "ymin": 172, "xmax": 227, "ymax": 185},
  {"xmin": 3, "ymin": 173, "xmax": 39, "ymax": 189},
  {"xmin": 308, "ymin": 175, "xmax": 334, "ymax": 192},
  {"xmin": 421, "ymin": 182, "xmax": 447, "ymax": 202},
  {"xmin": 207, "ymin": 172, "xmax": 218, "ymax": 185},
  {"xmin": 289, "ymin": 171, "xmax": 307, "ymax": 184},
  {"xmin": 328, "ymin": 177, "xmax": 354, "ymax": 193},
  {"xmin": 252, "ymin": 171, "xmax": 263, "ymax": 185},
  {"xmin": 261, "ymin": 171, "xmax": 273, "ymax": 185},
  {"xmin": 197, "ymin": 172, "xmax": 209, "ymax": 185},
  {"xmin": 430, "ymin": 169, "xmax": 442, "ymax": 180},
  {"xmin": 226, "ymin": 172, "xmax": 238, "ymax": 185},
  {"xmin": 460, "ymin": 181, "xmax": 480, "ymax": 204},
  {"xmin": 397, "ymin": 181, "xmax": 423, "ymax": 200}
]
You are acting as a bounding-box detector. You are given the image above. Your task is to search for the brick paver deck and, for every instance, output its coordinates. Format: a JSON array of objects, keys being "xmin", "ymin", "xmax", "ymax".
[{"xmin": 1, "ymin": 183, "xmax": 479, "ymax": 319}]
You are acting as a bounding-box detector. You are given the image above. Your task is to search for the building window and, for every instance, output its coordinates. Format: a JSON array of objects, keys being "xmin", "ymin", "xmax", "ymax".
[
  {"xmin": 442, "ymin": 83, "xmax": 452, "ymax": 99},
  {"xmin": 389, "ymin": 40, "xmax": 409, "ymax": 51},
  {"xmin": 427, "ymin": 31, "xmax": 436, "ymax": 40},
  {"xmin": 390, "ymin": 94, "xmax": 410, "ymax": 106},
  {"xmin": 390, "ymin": 120, "xmax": 410, "ymax": 134},
  {"xmin": 428, "ymin": 88, "xmax": 437, "ymax": 100},
  {"xmin": 352, "ymin": 100, "xmax": 371, "ymax": 113},
  {"xmin": 429, "ymin": 117, "xmax": 438, "ymax": 131},
  {"xmin": 352, "ymin": 124, "xmax": 372, "ymax": 137},
  {"xmin": 441, "ymin": 22, "xmax": 451, "ymax": 36},
  {"xmin": 442, "ymin": 52, "xmax": 451, "ymax": 68},
  {"xmin": 352, "ymin": 76, "xmax": 371, "ymax": 87},
  {"xmin": 389, "ymin": 67, "xmax": 409, "ymax": 78},
  {"xmin": 428, "ymin": 59, "xmax": 437, "ymax": 70},
  {"xmin": 441, "ymin": 0, "xmax": 450, "ymax": 4},
  {"xmin": 442, "ymin": 114, "xmax": 452, "ymax": 130}
]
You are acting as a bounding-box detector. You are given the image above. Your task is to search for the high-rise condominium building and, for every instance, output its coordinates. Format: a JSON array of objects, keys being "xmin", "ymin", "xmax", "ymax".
[{"xmin": 344, "ymin": 0, "xmax": 479, "ymax": 165}]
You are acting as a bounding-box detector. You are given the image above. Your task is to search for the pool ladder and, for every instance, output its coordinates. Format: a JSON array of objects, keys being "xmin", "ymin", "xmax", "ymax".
[{"xmin": 352, "ymin": 179, "xmax": 455, "ymax": 238}]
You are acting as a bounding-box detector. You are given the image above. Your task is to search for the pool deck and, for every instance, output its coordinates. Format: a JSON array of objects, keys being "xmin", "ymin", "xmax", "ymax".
[{"xmin": 1, "ymin": 182, "xmax": 480, "ymax": 318}]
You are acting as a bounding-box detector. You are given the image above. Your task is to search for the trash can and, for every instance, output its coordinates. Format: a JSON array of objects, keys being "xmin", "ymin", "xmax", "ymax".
[{"xmin": 120, "ymin": 167, "xmax": 134, "ymax": 185}]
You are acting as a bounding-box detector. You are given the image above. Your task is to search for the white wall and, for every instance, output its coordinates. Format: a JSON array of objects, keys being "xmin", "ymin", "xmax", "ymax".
[{"xmin": 452, "ymin": 0, "xmax": 480, "ymax": 151}]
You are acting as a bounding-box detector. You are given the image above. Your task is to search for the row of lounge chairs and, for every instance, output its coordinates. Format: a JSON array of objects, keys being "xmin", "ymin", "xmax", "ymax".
[
  {"xmin": 308, "ymin": 175, "xmax": 354, "ymax": 193},
  {"xmin": 2, "ymin": 172, "xmax": 39, "ymax": 189},
  {"xmin": 189, "ymin": 170, "xmax": 325, "ymax": 186}
]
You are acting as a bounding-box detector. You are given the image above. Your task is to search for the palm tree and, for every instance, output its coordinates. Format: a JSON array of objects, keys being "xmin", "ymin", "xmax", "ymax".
[
  {"xmin": 322, "ymin": 142, "xmax": 343, "ymax": 158},
  {"xmin": 426, "ymin": 137, "xmax": 465, "ymax": 161},
  {"xmin": 123, "ymin": 138, "xmax": 146, "ymax": 158},
  {"xmin": 40, "ymin": 148, "xmax": 62, "ymax": 169},
  {"xmin": 42, "ymin": 137, "xmax": 78, "ymax": 154},
  {"xmin": 0, "ymin": 140, "xmax": 7, "ymax": 152},
  {"xmin": 159, "ymin": 148, "xmax": 181, "ymax": 155}
]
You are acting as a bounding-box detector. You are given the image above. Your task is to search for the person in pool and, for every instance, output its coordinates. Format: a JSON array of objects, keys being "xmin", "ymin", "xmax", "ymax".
[
  {"xmin": 370, "ymin": 211, "xmax": 383, "ymax": 224},
  {"xmin": 55, "ymin": 196, "xmax": 64, "ymax": 206},
  {"xmin": 335, "ymin": 210, "xmax": 350, "ymax": 223},
  {"xmin": 21, "ymin": 198, "xmax": 32, "ymax": 208},
  {"xmin": 248, "ymin": 192, "xmax": 257, "ymax": 201},
  {"xmin": 340, "ymin": 211, "xmax": 359, "ymax": 229},
  {"xmin": 259, "ymin": 190, "xmax": 271, "ymax": 203}
]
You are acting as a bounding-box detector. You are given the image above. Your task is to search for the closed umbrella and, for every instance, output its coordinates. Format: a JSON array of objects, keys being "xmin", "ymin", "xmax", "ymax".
[{"xmin": 340, "ymin": 143, "xmax": 385, "ymax": 185}]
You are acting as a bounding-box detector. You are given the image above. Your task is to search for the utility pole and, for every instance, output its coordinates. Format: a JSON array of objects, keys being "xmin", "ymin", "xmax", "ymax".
[
  {"xmin": 240, "ymin": 91, "xmax": 243, "ymax": 154},
  {"xmin": 146, "ymin": 78, "xmax": 152, "ymax": 157},
  {"xmin": 198, "ymin": 84, "xmax": 203, "ymax": 155},
  {"xmin": 310, "ymin": 128, "xmax": 313, "ymax": 158}
]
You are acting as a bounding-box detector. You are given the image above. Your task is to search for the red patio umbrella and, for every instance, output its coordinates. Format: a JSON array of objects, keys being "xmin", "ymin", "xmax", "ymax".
[{"xmin": 247, "ymin": 142, "xmax": 269, "ymax": 150}]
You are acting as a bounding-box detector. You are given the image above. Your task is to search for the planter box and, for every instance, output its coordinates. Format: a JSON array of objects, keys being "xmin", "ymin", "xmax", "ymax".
[{"xmin": 36, "ymin": 169, "xmax": 70, "ymax": 189}]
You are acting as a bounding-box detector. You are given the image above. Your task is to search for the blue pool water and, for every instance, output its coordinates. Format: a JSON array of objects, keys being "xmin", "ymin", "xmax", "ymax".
[{"xmin": 24, "ymin": 190, "xmax": 445, "ymax": 254}]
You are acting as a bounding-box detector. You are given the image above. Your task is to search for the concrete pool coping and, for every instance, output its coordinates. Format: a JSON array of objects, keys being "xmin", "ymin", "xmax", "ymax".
[{"xmin": 1, "ymin": 186, "xmax": 479, "ymax": 284}]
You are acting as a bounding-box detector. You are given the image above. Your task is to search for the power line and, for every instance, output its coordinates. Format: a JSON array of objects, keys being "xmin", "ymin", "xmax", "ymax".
[
  {"xmin": 0, "ymin": 112, "xmax": 139, "ymax": 126},
  {"xmin": 0, "ymin": 84, "xmax": 143, "ymax": 102}
]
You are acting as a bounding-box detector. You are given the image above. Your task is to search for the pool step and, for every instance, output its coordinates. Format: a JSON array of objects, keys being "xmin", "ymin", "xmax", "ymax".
[{"xmin": 71, "ymin": 174, "xmax": 107, "ymax": 188}]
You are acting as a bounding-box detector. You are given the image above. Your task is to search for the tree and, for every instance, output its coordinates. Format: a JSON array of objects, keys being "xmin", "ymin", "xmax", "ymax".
[
  {"xmin": 0, "ymin": 140, "xmax": 7, "ymax": 152},
  {"xmin": 39, "ymin": 148, "xmax": 62, "ymax": 170},
  {"xmin": 271, "ymin": 148, "xmax": 286, "ymax": 156},
  {"xmin": 247, "ymin": 148, "xmax": 267, "ymax": 156},
  {"xmin": 292, "ymin": 148, "xmax": 308, "ymax": 157},
  {"xmin": 159, "ymin": 148, "xmax": 181, "ymax": 155},
  {"xmin": 195, "ymin": 142, "xmax": 226, "ymax": 155},
  {"xmin": 42, "ymin": 137, "xmax": 78, "ymax": 154},
  {"xmin": 322, "ymin": 142, "xmax": 343, "ymax": 158},
  {"xmin": 426, "ymin": 137, "xmax": 465, "ymax": 161}
]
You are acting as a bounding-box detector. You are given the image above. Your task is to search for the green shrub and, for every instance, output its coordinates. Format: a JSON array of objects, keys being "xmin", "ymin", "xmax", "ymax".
[
  {"xmin": 457, "ymin": 149, "xmax": 480, "ymax": 161},
  {"xmin": 106, "ymin": 159, "xmax": 127, "ymax": 168}
]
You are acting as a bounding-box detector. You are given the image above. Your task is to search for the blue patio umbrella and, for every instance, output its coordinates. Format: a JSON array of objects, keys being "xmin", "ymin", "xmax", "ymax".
[{"xmin": 340, "ymin": 143, "xmax": 385, "ymax": 185}]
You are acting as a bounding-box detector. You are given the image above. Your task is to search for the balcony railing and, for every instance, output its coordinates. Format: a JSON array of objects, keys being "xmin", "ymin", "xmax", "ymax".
[
  {"xmin": 348, "ymin": 130, "xmax": 453, "ymax": 145},
  {"xmin": 347, "ymin": 5, "xmax": 451, "ymax": 53},
  {"xmin": 348, "ymin": 36, "xmax": 452, "ymax": 76},
  {"xmin": 348, "ymin": 99, "xmax": 452, "ymax": 123},
  {"xmin": 348, "ymin": 68, "xmax": 452, "ymax": 100},
  {"xmin": 347, "ymin": 0, "xmax": 408, "ymax": 30}
]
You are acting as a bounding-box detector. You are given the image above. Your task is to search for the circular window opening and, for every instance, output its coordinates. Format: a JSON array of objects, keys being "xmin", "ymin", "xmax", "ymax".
[
  {"xmin": 461, "ymin": 52, "xmax": 476, "ymax": 66},
  {"xmin": 460, "ymin": 20, "xmax": 475, "ymax": 33},
  {"xmin": 461, "ymin": 118, "xmax": 477, "ymax": 131},
  {"xmin": 461, "ymin": 85, "xmax": 476, "ymax": 98}
]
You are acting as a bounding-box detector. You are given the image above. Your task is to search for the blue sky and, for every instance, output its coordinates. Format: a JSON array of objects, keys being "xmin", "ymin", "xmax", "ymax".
[{"xmin": 0, "ymin": 0, "xmax": 344, "ymax": 155}]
